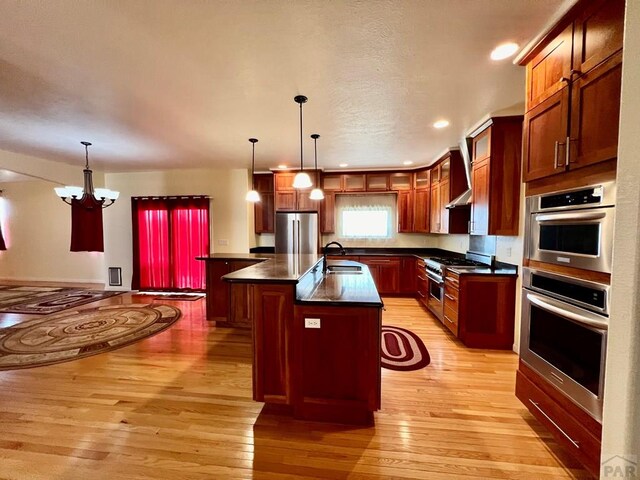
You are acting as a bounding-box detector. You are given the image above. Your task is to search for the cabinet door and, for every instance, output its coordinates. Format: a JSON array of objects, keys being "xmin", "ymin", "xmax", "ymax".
[
  {"xmin": 438, "ymin": 180, "xmax": 450, "ymax": 234},
  {"xmin": 228, "ymin": 261, "xmax": 259, "ymax": 327},
  {"xmin": 397, "ymin": 190, "xmax": 414, "ymax": 233},
  {"xmin": 430, "ymin": 183, "xmax": 441, "ymax": 233},
  {"xmin": 440, "ymin": 158, "xmax": 451, "ymax": 181},
  {"xmin": 275, "ymin": 172, "xmax": 296, "ymax": 191},
  {"xmin": 322, "ymin": 174, "xmax": 344, "ymax": 192},
  {"xmin": 569, "ymin": 51, "xmax": 622, "ymax": 170},
  {"xmin": 378, "ymin": 262, "xmax": 400, "ymax": 294},
  {"xmin": 390, "ymin": 172, "xmax": 413, "ymax": 191},
  {"xmin": 399, "ymin": 257, "xmax": 416, "ymax": 294},
  {"xmin": 275, "ymin": 191, "xmax": 296, "ymax": 211},
  {"xmin": 296, "ymin": 190, "xmax": 318, "ymax": 212},
  {"xmin": 320, "ymin": 192, "xmax": 336, "ymax": 234},
  {"xmin": 526, "ymin": 24, "xmax": 573, "ymax": 110},
  {"xmin": 413, "ymin": 188, "xmax": 430, "ymax": 233},
  {"xmin": 254, "ymin": 193, "xmax": 274, "ymax": 233},
  {"xmin": 366, "ymin": 173, "xmax": 389, "ymax": 191},
  {"xmin": 208, "ymin": 260, "xmax": 231, "ymax": 320},
  {"xmin": 254, "ymin": 174, "xmax": 274, "ymax": 192},
  {"xmin": 472, "ymin": 127, "xmax": 491, "ymax": 164},
  {"xmin": 572, "ymin": 0, "xmax": 624, "ymax": 76},
  {"xmin": 343, "ymin": 174, "xmax": 366, "ymax": 192},
  {"xmin": 431, "ymin": 165, "xmax": 441, "ymax": 185},
  {"xmin": 470, "ymin": 159, "xmax": 490, "ymax": 235},
  {"xmin": 522, "ymin": 87, "xmax": 570, "ymax": 182},
  {"xmin": 414, "ymin": 169, "xmax": 430, "ymax": 190}
]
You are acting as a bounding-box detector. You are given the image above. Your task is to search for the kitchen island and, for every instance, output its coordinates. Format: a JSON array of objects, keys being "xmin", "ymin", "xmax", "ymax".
[{"xmin": 217, "ymin": 253, "xmax": 383, "ymax": 425}]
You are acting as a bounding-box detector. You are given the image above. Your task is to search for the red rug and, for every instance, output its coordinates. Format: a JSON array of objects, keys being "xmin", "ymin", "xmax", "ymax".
[{"xmin": 381, "ymin": 325, "xmax": 431, "ymax": 371}]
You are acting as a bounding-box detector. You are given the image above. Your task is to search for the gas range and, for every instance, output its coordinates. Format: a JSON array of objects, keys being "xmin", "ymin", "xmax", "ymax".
[{"xmin": 424, "ymin": 252, "xmax": 494, "ymax": 283}]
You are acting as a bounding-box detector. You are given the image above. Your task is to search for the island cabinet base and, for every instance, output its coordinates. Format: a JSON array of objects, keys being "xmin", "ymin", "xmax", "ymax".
[
  {"xmin": 292, "ymin": 305, "xmax": 382, "ymax": 425},
  {"xmin": 251, "ymin": 282, "xmax": 382, "ymax": 425}
]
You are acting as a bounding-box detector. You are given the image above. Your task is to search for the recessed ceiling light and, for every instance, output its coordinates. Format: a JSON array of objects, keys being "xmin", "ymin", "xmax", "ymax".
[
  {"xmin": 278, "ymin": 164, "xmax": 287, "ymax": 169},
  {"xmin": 433, "ymin": 120, "xmax": 449, "ymax": 129},
  {"xmin": 339, "ymin": 163, "xmax": 348, "ymax": 168},
  {"xmin": 490, "ymin": 42, "xmax": 519, "ymax": 61},
  {"xmin": 403, "ymin": 161, "xmax": 413, "ymax": 166}
]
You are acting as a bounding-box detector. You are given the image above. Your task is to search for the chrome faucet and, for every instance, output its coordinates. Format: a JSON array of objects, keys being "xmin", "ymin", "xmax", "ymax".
[{"xmin": 322, "ymin": 241, "xmax": 346, "ymax": 274}]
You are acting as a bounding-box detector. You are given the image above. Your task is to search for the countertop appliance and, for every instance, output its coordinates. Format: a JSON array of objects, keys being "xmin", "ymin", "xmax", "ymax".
[
  {"xmin": 275, "ymin": 211, "xmax": 319, "ymax": 255},
  {"xmin": 520, "ymin": 267, "xmax": 609, "ymax": 421},
  {"xmin": 526, "ymin": 181, "xmax": 616, "ymax": 273},
  {"xmin": 422, "ymin": 252, "xmax": 495, "ymax": 321}
]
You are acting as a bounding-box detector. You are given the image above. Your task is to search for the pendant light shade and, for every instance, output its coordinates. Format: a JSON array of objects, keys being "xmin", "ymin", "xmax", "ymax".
[
  {"xmin": 309, "ymin": 133, "xmax": 324, "ymax": 200},
  {"xmin": 246, "ymin": 138, "xmax": 261, "ymax": 203},
  {"xmin": 293, "ymin": 95, "xmax": 312, "ymax": 189}
]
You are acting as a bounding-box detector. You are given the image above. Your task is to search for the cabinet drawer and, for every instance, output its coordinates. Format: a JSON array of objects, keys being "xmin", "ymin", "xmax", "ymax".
[
  {"xmin": 516, "ymin": 370, "xmax": 601, "ymax": 477},
  {"xmin": 443, "ymin": 307, "xmax": 459, "ymax": 336},
  {"xmin": 444, "ymin": 289, "xmax": 458, "ymax": 312}
]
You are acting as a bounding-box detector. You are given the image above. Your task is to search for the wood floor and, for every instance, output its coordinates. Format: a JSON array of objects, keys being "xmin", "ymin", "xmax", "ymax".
[{"xmin": 0, "ymin": 293, "xmax": 590, "ymax": 479}]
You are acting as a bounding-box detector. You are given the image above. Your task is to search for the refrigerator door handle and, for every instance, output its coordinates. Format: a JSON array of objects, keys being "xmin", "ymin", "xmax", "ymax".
[
  {"xmin": 292, "ymin": 219, "xmax": 297, "ymax": 254},
  {"xmin": 297, "ymin": 220, "xmax": 301, "ymax": 255}
]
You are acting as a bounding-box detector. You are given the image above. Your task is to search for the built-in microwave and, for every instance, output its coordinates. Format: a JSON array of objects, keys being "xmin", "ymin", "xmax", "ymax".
[
  {"xmin": 520, "ymin": 267, "xmax": 609, "ymax": 421},
  {"xmin": 526, "ymin": 181, "xmax": 616, "ymax": 274}
]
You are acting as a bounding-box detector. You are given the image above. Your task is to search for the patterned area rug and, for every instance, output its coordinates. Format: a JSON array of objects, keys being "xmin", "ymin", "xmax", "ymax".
[
  {"xmin": 0, "ymin": 303, "xmax": 181, "ymax": 370},
  {"xmin": 381, "ymin": 325, "xmax": 431, "ymax": 371},
  {"xmin": 0, "ymin": 285, "xmax": 125, "ymax": 314}
]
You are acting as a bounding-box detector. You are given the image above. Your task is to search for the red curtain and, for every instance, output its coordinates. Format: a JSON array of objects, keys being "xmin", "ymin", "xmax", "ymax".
[
  {"xmin": 70, "ymin": 197, "xmax": 104, "ymax": 252},
  {"xmin": 132, "ymin": 196, "xmax": 209, "ymax": 291}
]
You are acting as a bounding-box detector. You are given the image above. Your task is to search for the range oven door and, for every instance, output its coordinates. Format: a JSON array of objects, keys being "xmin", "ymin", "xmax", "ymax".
[
  {"xmin": 529, "ymin": 207, "xmax": 614, "ymax": 273},
  {"xmin": 520, "ymin": 290, "xmax": 607, "ymax": 421}
]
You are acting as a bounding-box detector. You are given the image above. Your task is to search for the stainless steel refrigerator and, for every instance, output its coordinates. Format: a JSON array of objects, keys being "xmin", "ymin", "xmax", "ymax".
[{"xmin": 275, "ymin": 211, "xmax": 319, "ymax": 254}]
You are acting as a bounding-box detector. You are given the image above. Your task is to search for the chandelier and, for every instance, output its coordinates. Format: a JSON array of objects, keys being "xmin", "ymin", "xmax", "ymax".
[{"xmin": 54, "ymin": 142, "xmax": 119, "ymax": 208}]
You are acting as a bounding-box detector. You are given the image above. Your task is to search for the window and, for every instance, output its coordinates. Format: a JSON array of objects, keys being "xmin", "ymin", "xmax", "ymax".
[{"xmin": 336, "ymin": 194, "xmax": 395, "ymax": 240}]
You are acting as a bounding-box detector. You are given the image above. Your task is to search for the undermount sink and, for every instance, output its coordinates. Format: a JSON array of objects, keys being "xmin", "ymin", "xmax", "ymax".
[{"xmin": 326, "ymin": 265, "xmax": 363, "ymax": 274}]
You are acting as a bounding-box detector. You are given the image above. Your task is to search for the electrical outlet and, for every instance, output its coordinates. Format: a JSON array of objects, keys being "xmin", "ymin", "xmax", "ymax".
[
  {"xmin": 218, "ymin": 239, "xmax": 229, "ymax": 246},
  {"xmin": 304, "ymin": 318, "xmax": 321, "ymax": 329},
  {"xmin": 506, "ymin": 247, "xmax": 512, "ymax": 257}
]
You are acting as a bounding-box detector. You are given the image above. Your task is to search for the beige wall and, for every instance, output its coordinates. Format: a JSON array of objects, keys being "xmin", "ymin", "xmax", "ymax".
[
  {"xmin": 0, "ymin": 179, "xmax": 106, "ymax": 283},
  {"xmin": 601, "ymin": 0, "xmax": 640, "ymax": 470},
  {"xmin": 103, "ymin": 168, "xmax": 253, "ymax": 290}
]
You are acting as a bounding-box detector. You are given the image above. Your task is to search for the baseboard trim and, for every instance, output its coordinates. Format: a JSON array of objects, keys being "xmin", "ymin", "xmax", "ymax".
[{"xmin": 0, "ymin": 277, "xmax": 105, "ymax": 289}]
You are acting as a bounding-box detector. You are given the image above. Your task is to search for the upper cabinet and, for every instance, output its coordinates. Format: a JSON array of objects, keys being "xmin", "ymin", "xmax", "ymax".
[
  {"xmin": 413, "ymin": 169, "xmax": 430, "ymax": 233},
  {"xmin": 469, "ymin": 117, "xmax": 523, "ymax": 236},
  {"xmin": 429, "ymin": 151, "xmax": 468, "ymax": 234},
  {"xmin": 274, "ymin": 171, "xmax": 321, "ymax": 212},
  {"xmin": 521, "ymin": 0, "xmax": 624, "ymax": 183},
  {"xmin": 254, "ymin": 173, "xmax": 275, "ymax": 234}
]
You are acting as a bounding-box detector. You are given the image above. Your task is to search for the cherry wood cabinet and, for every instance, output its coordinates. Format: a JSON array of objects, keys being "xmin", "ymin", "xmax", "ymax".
[
  {"xmin": 252, "ymin": 283, "xmax": 294, "ymax": 405},
  {"xmin": 274, "ymin": 171, "xmax": 320, "ymax": 212},
  {"xmin": 254, "ymin": 173, "xmax": 274, "ymax": 234},
  {"xmin": 343, "ymin": 174, "xmax": 366, "ymax": 192},
  {"xmin": 292, "ymin": 304, "xmax": 381, "ymax": 424},
  {"xmin": 520, "ymin": 0, "xmax": 624, "ymax": 183},
  {"xmin": 358, "ymin": 256, "xmax": 400, "ymax": 295},
  {"xmin": 275, "ymin": 191, "xmax": 297, "ymax": 211},
  {"xmin": 413, "ymin": 188, "xmax": 430, "ymax": 233},
  {"xmin": 516, "ymin": 362, "xmax": 602, "ymax": 478},
  {"xmin": 469, "ymin": 117, "xmax": 523, "ymax": 236},
  {"xmin": 443, "ymin": 269, "xmax": 517, "ymax": 349},
  {"xmin": 416, "ymin": 258, "xmax": 429, "ymax": 308},
  {"xmin": 390, "ymin": 172, "xmax": 413, "ymax": 191},
  {"xmin": 366, "ymin": 173, "xmax": 389, "ymax": 191},
  {"xmin": 428, "ymin": 151, "xmax": 468, "ymax": 234},
  {"xmin": 322, "ymin": 174, "xmax": 344, "ymax": 192},
  {"xmin": 397, "ymin": 190, "xmax": 414, "ymax": 233},
  {"xmin": 399, "ymin": 257, "xmax": 417, "ymax": 294},
  {"xmin": 320, "ymin": 192, "xmax": 336, "ymax": 233},
  {"xmin": 205, "ymin": 259, "xmax": 261, "ymax": 327}
]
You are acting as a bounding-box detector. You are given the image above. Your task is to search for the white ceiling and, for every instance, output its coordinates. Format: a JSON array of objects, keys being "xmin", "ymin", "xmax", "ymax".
[{"xmin": 0, "ymin": 1, "xmax": 566, "ymax": 173}]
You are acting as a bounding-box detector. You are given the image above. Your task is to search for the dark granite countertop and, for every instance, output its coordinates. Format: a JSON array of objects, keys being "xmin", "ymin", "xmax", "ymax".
[
  {"xmin": 295, "ymin": 261, "xmax": 383, "ymax": 307},
  {"xmin": 197, "ymin": 253, "xmax": 273, "ymax": 261},
  {"xmin": 250, "ymin": 246, "xmax": 463, "ymax": 259},
  {"xmin": 447, "ymin": 266, "xmax": 518, "ymax": 276},
  {"xmin": 221, "ymin": 254, "xmax": 321, "ymax": 284}
]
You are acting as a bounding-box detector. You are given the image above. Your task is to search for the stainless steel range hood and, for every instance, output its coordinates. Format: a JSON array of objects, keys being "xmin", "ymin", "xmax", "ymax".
[{"xmin": 446, "ymin": 136, "xmax": 472, "ymax": 209}]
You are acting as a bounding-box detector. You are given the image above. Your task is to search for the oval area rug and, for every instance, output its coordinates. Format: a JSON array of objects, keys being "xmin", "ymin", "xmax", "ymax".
[
  {"xmin": 381, "ymin": 325, "xmax": 431, "ymax": 371},
  {"xmin": 0, "ymin": 303, "xmax": 181, "ymax": 370}
]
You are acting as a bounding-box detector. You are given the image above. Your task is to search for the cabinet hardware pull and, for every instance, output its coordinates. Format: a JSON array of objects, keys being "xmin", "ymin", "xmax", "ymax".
[
  {"xmin": 444, "ymin": 293, "xmax": 456, "ymax": 301},
  {"xmin": 444, "ymin": 314, "xmax": 454, "ymax": 324},
  {"xmin": 566, "ymin": 137, "xmax": 577, "ymax": 165},
  {"xmin": 417, "ymin": 291, "xmax": 426, "ymax": 298},
  {"xmin": 570, "ymin": 69, "xmax": 581, "ymax": 76},
  {"xmin": 529, "ymin": 400, "xmax": 580, "ymax": 449},
  {"xmin": 561, "ymin": 76, "xmax": 570, "ymax": 83},
  {"xmin": 554, "ymin": 140, "xmax": 566, "ymax": 169}
]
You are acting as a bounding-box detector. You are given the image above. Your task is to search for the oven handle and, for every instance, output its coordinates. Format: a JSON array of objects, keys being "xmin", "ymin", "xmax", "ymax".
[
  {"xmin": 535, "ymin": 211, "xmax": 606, "ymax": 223},
  {"xmin": 526, "ymin": 293, "xmax": 608, "ymax": 330},
  {"xmin": 426, "ymin": 272, "xmax": 443, "ymax": 284}
]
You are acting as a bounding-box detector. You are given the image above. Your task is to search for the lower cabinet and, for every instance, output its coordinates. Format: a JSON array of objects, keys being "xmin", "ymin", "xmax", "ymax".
[
  {"xmin": 416, "ymin": 258, "xmax": 429, "ymax": 307},
  {"xmin": 292, "ymin": 304, "xmax": 382, "ymax": 424},
  {"xmin": 357, "ymin": 257, "xmax": 400, "ymax": 294},
  {"xmin": 516, "ymin": 362, "xmax": 602, "ymax": 478},
  {"xmin": 205, "ymin": 259, "xmax": 261, "ymax": 327},
  {"xmin": 443, "ymin": 269, "xmax": 516, "ymax": 349}
]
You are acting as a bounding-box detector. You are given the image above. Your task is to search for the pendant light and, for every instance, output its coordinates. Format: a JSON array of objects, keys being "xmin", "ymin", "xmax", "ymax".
[
  {"xmin": 245, "ymin": 138, "xmax": 261, "ymax": 202},
  {"xmin": 309, "ymin": 134, "xmax": 324, "ymax": 200},
  {"xmin": 292, "ymin": 95, "xmax": 312, "ymax": 189},
  {"xmin": 54, "ymin": 142, "xmax": 119, "ymax": 208}
]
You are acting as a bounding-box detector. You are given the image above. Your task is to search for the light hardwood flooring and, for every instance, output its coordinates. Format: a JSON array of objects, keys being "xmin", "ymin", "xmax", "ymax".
[{"xmin": 0, "ymin": 293, "xmax": 589, "ymax": 479}]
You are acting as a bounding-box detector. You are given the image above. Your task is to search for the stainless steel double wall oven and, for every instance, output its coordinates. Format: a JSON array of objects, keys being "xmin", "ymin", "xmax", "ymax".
[{"xmin": 522, "ymin": 181, "xmax": 615, "ymax": 421}]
